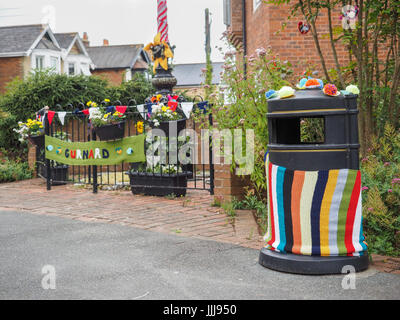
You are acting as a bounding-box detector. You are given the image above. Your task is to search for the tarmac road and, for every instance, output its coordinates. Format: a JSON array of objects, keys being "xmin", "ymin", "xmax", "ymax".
[{"xmin": 0, "ymin": 210, "xmax": 399, "ymax": 300}]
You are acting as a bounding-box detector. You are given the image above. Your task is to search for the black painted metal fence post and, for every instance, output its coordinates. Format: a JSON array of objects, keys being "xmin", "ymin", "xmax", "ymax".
[
  {"xmin": 92, "ymin": 128, "xmax": 98, "ymax": 194},
  {"xmin": 44, "ymin": 108, "xmax": 51, "ymax": 191},
  {"xmin": 209, "ymin": 112, "xmax": 214, "ymax": 195}
]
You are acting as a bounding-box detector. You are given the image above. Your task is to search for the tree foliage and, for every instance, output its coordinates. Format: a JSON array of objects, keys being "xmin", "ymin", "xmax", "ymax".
[{"xmin": 268, "ymin": 0, "xmax": 400, "ymax": 154}]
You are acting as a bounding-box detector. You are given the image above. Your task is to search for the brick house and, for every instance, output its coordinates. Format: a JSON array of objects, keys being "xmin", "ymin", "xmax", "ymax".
[
  {"xmin": 173, "ymin": 62, "xmax": 223, "ymax": 98},
  {"xmin": 0, "ymin": 24, "xmax": 62, "ymax": 93},
  {"xmin": 54, "ymin": 32, "xmax": 94, "ymax": 76},
  {"xmin": 87, "ymin": 40, "xmax": 150, "ymax": 86},
  {"xmin": 223, "ymin": 0, "xmax": 348, "ymax": 75}
]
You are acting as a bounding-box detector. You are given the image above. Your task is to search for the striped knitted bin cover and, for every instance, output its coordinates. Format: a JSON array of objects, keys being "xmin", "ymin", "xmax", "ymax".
[{"xmin": 264, "ymin": 154, "xmax": 368, "ymax": 257}]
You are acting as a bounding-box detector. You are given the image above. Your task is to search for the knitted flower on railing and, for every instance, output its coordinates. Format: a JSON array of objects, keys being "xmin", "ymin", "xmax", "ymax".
[
  {"xmin": 144, "ymin": 33, "xmax": 174, "ymax": 73},
  {"xmin": 136, "ymin": 121, "xmax": 144, "ymax": 134}
]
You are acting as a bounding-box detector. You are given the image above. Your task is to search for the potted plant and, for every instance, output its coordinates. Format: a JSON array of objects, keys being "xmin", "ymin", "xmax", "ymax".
[
  {"xmin": 126, "ymin": 163, "xmax": 189, "ymax": 197},
  {"xmin": 89, "ymin": 105, "xmax": 126, "ymax": 141},
  {"xmin": 14, "ymin": 118, "xmax": 45, "ymax": 148},
  {"xmin": 147, "ymin": 98, "xmax": 186, "ymax": 137},
  {"xmin": 37, "ymin": 131, "xmax": 70, "ymax": 186}
]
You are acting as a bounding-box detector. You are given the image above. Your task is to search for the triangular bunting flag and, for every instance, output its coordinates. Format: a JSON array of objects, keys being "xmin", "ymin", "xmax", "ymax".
[
  {"xmin": 116, "ymin": 106, "xmax": 127, "ymax": 114},
  {"xmin": 106, "ymin": 106, "xmax": 115, "ymax": 114},
  {"xmin": 168, "ymin": 101, "xmax": 178, "ymax": 112},
  {"xmin": 47, "ymin": 110, "xmax": 56, "ymax": 125},
  {"xmin": 57, "ymin": 112, "xmax": 67, "ymax": 125},
  {"xmin": 137, "ymin": 104, "xmax": 146, "ymax": 119},
  {"xmin": 181, "ymin": 102, "xmax": 194, "ymax": 119}
]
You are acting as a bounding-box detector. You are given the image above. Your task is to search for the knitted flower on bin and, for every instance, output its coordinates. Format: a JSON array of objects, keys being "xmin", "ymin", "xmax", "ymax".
[
  {"xmin": 278, "ymin": 86, "xmax": 295, "ymax": 99},
  {"xmin": 346, "ymin": 85, "xmax": 360, "ymax": 95},
  {"xmin": 265, "ymin": 89, "xmax": 277, "ymax": 99},
  {"xmin": 305, "ymin": 79, "xmax": 320, "ymax": 87},
  {"xmin": 323, "ymin": 84, "xmax": 339, "ymax": 96}
]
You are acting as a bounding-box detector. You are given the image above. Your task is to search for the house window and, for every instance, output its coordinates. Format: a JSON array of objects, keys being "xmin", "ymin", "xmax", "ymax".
[
  {"xmin": 125, "ymin": 69, "xmax": 132, "ymax": 81},
  {"xmin": 68, "ymin": 63, "xmax": 76, "ymax": 75},
  {"xmin": 253, "ymin": 0, "xmax": 262, "ymax": 12},
  {"xmin": 50, "ymin": 57, "xmax": 59, "ymax": 72},
  {"xmin": 35, "ymin": 56, "xmax": 44, "ymax": 70}
]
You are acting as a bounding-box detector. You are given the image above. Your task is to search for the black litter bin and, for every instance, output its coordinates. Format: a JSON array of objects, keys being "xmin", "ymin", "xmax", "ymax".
[{"xmin": 259, "ymin": 89, "xmax": 369, "ymax": 275}]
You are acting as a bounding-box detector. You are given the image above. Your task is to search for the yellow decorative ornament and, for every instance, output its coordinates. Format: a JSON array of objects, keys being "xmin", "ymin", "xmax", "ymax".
[{"xmin": 144, "ymin": 33, "xmax": 174, "ymax": 73}]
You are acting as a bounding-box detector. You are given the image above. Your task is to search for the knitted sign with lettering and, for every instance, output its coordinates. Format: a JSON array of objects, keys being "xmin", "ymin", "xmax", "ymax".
[{"xmin": 45, "ymin": 135, "xmax": 146, "ymax": 166}]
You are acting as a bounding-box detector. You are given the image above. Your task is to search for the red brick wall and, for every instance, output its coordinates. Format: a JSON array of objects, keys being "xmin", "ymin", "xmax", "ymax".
[
  {"xmin": 92, "ymin": 69, "xmax": 125, "ymax": 86},
  {"xmin": 0, "ymin": 57, "xmax": 24, "ymax": 93},
  {"xmin": 231, "ymin": 2, "xmax": 348, "ymax": 76}
]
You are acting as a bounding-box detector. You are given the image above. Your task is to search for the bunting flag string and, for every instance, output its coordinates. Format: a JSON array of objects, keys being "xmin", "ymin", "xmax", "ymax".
[
  {"xmin": 116, "ymin": 106, "xmax": 127, "ymax": 114},
  {"xmin": 136, "ymin": 104, "xmax": 147, "ymax": 119},
  {"xmin": 47, "ymin": 110, "xmax": 56, "ymax": 125},
  {"xmin": 57, "ymin": 112, "xmax": 67, "ymax": 125},
  {"xmin": 181, "ymin": 102, "xmax": 194, "ymax": 119}
]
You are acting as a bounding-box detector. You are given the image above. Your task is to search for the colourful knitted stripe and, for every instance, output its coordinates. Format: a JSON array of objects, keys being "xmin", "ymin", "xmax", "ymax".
[
  {"xmin": 291, "ymin": 171, "xmax": 305, "ymax": 255},
  {"xmin": 310, "ymin": 170, "xmax": 329, "ymax": 256},
  {"xmin": 264, "ymin": 158, "xmax": 367, "ymax": 257}
]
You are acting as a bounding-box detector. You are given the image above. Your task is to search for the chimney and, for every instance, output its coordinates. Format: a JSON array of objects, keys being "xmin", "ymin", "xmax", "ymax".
[
  {"xmin": 82, "ymin": 32, "xmax": 90, "ymax": 48},
  {"xmin": 103, "ymin": 39, "xmax": 109, "ymax": 46}
]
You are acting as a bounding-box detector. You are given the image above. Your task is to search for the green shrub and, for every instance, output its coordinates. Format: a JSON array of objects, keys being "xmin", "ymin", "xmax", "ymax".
[
  {"xmin": 0, "ymin": 157, "xmax": 32, "ymax": 183},
  {"xmin": 209, "ymin": 44, "xmax": 294, "ymax": 198},
  {"xmin": 361, "ymin": 124, "xmax": 400, "ymax": 256},
  {"xmin": 111, "ymin": 73, "xmax": 154, "ymax": 105},
  {"xmin": 0, "ymin": 71, "xmax": 153, "ymax": 154}
]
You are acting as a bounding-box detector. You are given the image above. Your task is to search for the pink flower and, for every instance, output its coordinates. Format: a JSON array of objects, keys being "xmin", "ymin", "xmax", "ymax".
[
  {"xmin": 361, "ymin": 157, "xmax": 368, "ymax": 162},
  {"xmin": 362, "ymin": 186, "xmax": 369, "ymax": 191},
  {"xmin": 392, "ymin": 178, "xmax": 400, "ymax": 184},
  {"xmin": 384, "ymin": 162, "xmax": 390, "ymax": 167},
  {"xmin": 388, "ymin": 189, "xmax": 393, "ymax": 193},
  {"xmin": 368, "ymin": 207, "xmax": 374, "ymax": 212}
]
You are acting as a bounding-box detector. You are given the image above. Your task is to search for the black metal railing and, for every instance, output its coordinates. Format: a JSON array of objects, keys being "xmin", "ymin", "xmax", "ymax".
[{"xmin": 37, "ymin": 100, "xmax": 214, "ymax": 196}]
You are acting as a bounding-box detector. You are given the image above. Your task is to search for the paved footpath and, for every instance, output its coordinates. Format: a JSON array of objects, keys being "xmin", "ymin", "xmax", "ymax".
[{"xmin": 0, "ymin": 179, "xmax": 264, "ymax": 249}]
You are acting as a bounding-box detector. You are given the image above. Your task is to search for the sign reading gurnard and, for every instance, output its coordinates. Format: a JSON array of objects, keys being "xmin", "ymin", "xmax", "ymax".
[{"xmin": 45, "ymin": 135, "xmax": 146, "ymax": 166}]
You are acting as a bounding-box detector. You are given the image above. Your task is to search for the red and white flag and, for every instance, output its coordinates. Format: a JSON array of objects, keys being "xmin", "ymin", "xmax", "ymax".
[{"xmin": 157, "ymin": 0, "xmax": 169, "ymax": 42}]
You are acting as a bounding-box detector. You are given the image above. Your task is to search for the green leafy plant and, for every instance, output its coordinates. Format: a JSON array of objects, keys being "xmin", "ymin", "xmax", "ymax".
[
  {"xmin": 361, "ymin": 124, "xmax": 400, "ymax": 256},
  {"xmin": 0, "ymin": 156, "xmax": 32, "ymax": 183},
  {"xmin": 208, "ymin": 38, "xmax": 294, "ymax": 198}
]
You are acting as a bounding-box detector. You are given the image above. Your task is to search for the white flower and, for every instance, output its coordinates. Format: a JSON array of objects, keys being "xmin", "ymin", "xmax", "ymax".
[
  {"xmin": 89, "ymin": 107, "xmax": 102, "ymax": 120},
  {"xmin": 152, "ymin": 104, "xmax": 162, "ymax": 113}
]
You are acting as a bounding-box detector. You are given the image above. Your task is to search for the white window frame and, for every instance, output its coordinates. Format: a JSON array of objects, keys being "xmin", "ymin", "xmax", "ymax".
[
  {"xmin": 35, "ymin": 55, "xmax": 45, "ymax": 70},
  {"xmin": 50, "ymin": 56, "xmax": 59, "ymax": 72},
  {"xmin": 253, "ymin": 0, "xmax": 262, "ymax": 12},
  {"xmin": 68, "ymin": 62, "xmax": 76, "ymax": 75}
]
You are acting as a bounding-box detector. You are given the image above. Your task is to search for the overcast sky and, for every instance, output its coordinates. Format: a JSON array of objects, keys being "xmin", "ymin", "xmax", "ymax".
[{"xmin": 0, "ymin": 0, "xmax": 227, "ymax": 64}]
